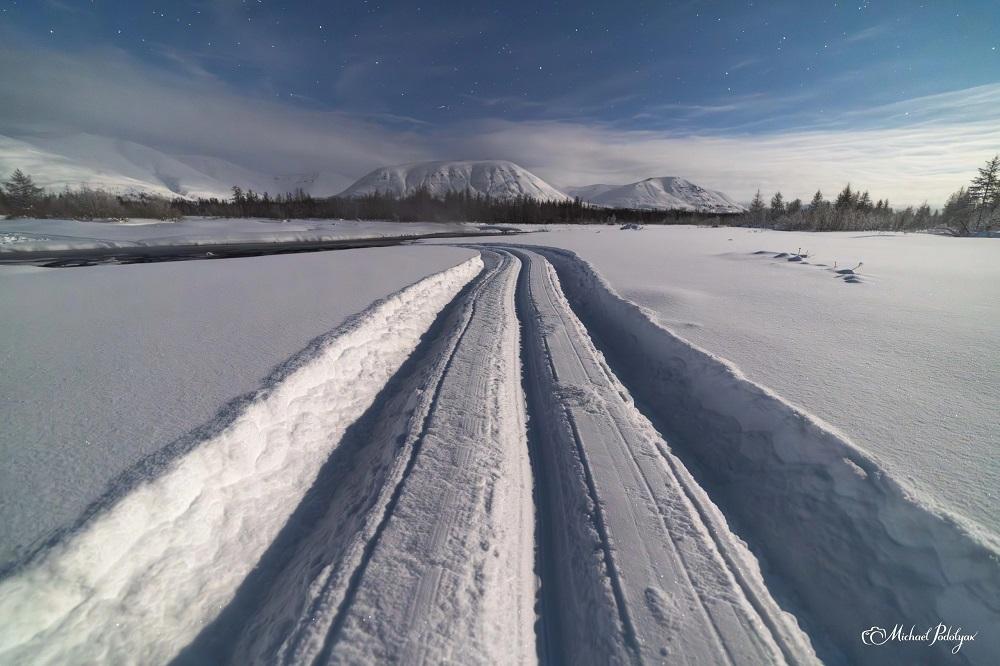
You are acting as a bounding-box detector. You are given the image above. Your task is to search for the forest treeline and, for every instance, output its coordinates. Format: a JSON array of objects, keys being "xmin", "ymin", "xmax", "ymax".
[{"xmin": 2, "ymin": 155, "xmax": 997, "ymax": 235}]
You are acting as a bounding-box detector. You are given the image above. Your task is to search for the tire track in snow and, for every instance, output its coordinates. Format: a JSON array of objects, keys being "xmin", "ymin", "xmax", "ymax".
[
  {"xmin": 317, "ymin": 250, "xmax": 533, "ymax": 665},
  {"xmin": 528, "ymin": 243, "xmax": 1000, "ymax": 665},
  {"xmin": 508, "ymin": 246, "xmax": 818, "ymax": 665},
  {"xmin": 178, "ymin": 250, "xmax": 533, "ymax": 665},
  {"xmin": 0, "ymin": 256, "xmax": 484, "ymax": 666}
]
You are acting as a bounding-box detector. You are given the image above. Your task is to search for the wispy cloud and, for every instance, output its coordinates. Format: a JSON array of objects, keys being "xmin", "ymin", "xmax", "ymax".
[
  {"xmin": 0, "ymin": 43, "xmax": 995, "ymax": 205},
  {"xmin": 454, "ymin": 115, "xmax": 1000, "ymax": 206},
  {"xmin": 842, "ymin": 23, "xmax": 893, "ymax": 44}
]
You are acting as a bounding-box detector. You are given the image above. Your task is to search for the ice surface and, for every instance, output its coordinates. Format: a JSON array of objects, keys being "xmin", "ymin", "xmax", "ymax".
[
  {"xmin": 0, "ymin": 217, "xmax": 489, "ymax": 254},
  {"xmin": 0, "ymin": 245, "xmax": 478, "ymax": 569}
]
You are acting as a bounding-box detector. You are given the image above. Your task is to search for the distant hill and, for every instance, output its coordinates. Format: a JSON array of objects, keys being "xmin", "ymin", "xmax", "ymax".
[
  {"xmin": 338, "ymin": 160, "xmax": 571, "ymax": 202},
  {"xmin": 566, "ymin": 176, "xmax": 744, "ymax": 213}
]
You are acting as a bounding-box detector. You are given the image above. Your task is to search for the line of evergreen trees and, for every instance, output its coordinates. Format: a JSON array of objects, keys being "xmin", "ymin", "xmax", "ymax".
[
  {"xmin": 3, "ymin": 155, "xmax": 997, "ymax": 235},
  {"xmin": 170, "ymin": 186, "xmax": 728, "ymax": 225},
  {"xmin": 738, "ymin": 155, "xmax": 999, "ymax": 235},
  {"xmin": 0, "ymin": 170, "xmax": 176, "ymax": 220}
]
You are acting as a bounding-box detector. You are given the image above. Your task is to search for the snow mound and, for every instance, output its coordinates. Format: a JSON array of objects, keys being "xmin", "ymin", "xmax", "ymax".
[
  {"xmin": 338, "ymin": 160, "xmax": 572, "ymax": 202},
  {"xmin": 566, "ymin": 177, "xmax": 745, "ymax": 213}
]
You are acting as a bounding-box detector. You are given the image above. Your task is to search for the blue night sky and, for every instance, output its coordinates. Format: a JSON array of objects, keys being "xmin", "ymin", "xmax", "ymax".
[{"xmin": 1, "ymin": 1, "xmax": 998, "ymax": 203}]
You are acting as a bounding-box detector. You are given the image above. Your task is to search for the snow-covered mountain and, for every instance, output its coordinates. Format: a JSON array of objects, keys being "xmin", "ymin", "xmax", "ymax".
[
  {"xmin": 0, "ymin": 133, "xmax": 349, "ymax": 200},
  {"xmin": 1, "ymin": 134, "xmax": 744, "ymax": 211},
  {"xmin": 566, "ymin": 177, "xmax": 745, "ymax": 213},
  {"xmin": 338, "ymin": 160, "xmax": 571, "ymax": 202}
]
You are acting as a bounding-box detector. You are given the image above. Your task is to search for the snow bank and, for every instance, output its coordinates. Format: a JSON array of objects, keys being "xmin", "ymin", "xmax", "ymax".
[
  {"xmin": 0, "ymin": 255, "xmax": 483, "ymax": 665},
  {"xmin": 530, "ymin": 245, "xmax": 1000, "ymax": 665}
]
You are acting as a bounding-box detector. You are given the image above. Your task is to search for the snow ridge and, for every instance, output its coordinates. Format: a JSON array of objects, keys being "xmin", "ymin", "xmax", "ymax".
[
  {"xmin": 0, "ymin": 256, "xmax": 483, "ymax": 665},
  {"xmin": 338, "ymin": 160, "xmax": 572, "ymax": 202}
]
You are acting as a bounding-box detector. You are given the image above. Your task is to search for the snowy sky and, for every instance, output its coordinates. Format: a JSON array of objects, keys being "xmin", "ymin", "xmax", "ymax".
[{"xmin": 1, "ymin": 0, "xmax": 998, "ymax": 204}]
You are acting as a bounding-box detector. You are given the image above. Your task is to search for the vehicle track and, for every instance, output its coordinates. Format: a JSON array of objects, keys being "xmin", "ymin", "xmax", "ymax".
[
  {"xmin": 167, "ymin": 249, "xmax": 532, "ymax": 666},
  {"xmin": 508, "ymin": 247, "xmax": 817, "ymax": 665},
  {"xmin": 193, "ymin": 246, "xmax": 815, "ymax": 665},
  {"xmin": 2, "ymin": 246, "xmax": 825, "ymax": 666}
]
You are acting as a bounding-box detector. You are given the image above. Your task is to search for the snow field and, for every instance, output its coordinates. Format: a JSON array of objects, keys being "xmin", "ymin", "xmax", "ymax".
[
  {"xmin": 2, "ymin": 230, "xmax": 996, "ymax": 664},
  {"xmin": 0, "ymin": 255, "xmax": 484, "ymax": 665}
]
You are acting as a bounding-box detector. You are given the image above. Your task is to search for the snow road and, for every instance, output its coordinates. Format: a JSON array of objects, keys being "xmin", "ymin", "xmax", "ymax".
[
  {"xmin": 511, "ymin": 247, "xmax": 816, "ymax": 665},
  {"xmin": 2, "ymin": 244, "xmax": 997, "ymax": 664}
]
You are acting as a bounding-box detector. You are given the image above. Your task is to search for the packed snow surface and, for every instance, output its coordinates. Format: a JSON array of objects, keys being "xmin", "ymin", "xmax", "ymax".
[
  {"xmin": 0, "ymin": 246, "xmax": 478, "ymax": 568},
  {"xmin": 565, "ymin": 176, "xmax": 745, "ymax": 212},
  {"xmin": 0, "ymin": 133, "xmax": 349, "ymax": 200},
  {"xmin": 0, "ymin": 217, "xmax": 490, "ymax": 254},
  {"xmin": 338, "ymin": 160, "xmax": 572, "ymax": 202}
]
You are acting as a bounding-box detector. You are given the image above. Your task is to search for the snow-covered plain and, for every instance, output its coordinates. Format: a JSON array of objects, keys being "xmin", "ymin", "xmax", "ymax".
[
  {"xmin": 0, "ymin": 246, "xmax": 478, "ymax": 569},
  {"xmin": 1, "ymin": 225, "xmax": 997, "ymax": 664},
  {"xmin": 0, "ymin": 217, "xmax": 492, "ymax": 254},
  {"xmin": 475, "ymin": 226, "xmax": 999, "ymax": 544}
]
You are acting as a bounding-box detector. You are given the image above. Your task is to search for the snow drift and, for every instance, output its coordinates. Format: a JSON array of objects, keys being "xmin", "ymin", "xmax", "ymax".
[
  {"xmin": 524, "ymin": 244, "xmax": 1000, "ymax": 665},
  {"xmin": 0, "ymin": 256, "xmax": 484, "ymax": 665},
  {"xmin": 338, "ymin": 160, "xmax": 571, "ymax": 202},
  {"xmin": 565, "ymin": 176, "xmax": 745, "ymax": 213}
]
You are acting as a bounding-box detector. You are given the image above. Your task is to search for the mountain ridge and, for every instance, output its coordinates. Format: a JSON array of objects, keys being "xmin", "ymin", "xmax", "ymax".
[
  {"xmin": 338, "ymin": 159, "xmax": 571, "ymax": 202},
  {"xmin": 565, "ymin": 176, "xmax": 745, "ymax": 213},
  {"xmin": 0, "ymin": 133, "xmax": 745, "ymax": 212}
]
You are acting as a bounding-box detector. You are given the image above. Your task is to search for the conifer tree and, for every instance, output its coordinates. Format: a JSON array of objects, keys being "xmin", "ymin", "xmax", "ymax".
[{"xmin": 2, "ymin": 169, "xmax": 45, "ymax": 217}]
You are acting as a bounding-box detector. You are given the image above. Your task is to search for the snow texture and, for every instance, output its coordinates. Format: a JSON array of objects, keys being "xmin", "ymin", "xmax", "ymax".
[{"xmin": 2, "ymin": 226, "xmax": 997, "ymax": 664}]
